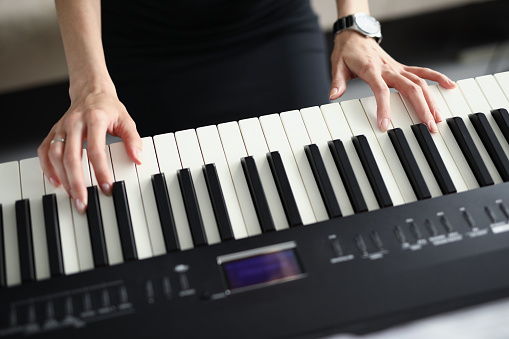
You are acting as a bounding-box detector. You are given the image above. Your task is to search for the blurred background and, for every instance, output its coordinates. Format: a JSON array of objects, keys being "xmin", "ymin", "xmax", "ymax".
[{"xmin": 1, "ymin": 0, "xmax": 509, "ymax": 164}]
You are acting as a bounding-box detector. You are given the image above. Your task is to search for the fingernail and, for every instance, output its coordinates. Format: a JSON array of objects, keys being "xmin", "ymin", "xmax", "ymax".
[
  {"xmin": 101, "ymin": 183, "xmax": 112, "ymax": 196},
  {"xmin": 380, "ymin": 118, "xmax": 390, "ymax": 132},
  {"xmin": 428, "ymin": 120, "xmax": 438, "ymax": 133},
  {"xmin": 49, "ymin": 177, "xmax": 59, "ymax": 187},
  {"xmin": 75, "ymin": 198, "xmax": 86, "ymax": 213},
  {"xmin": 136, "ymin": 149, "xmax": 143, "ymax": 163},
  {"xmin": 449, "ymin": 80, "xmax": 456, "ymax": 87},
  {"xmin": 434, "ymin": 108, "xmax": 443, "ymax": 122},
  {"xmin": 329, "ymin": 87, "xmax": 338, "ymax": 99}
]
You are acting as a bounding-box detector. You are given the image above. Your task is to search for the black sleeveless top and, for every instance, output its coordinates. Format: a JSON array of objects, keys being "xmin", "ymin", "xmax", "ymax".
[{"xmin": 101, "ymin": 0, "xmax": 330, "ymax": 136}]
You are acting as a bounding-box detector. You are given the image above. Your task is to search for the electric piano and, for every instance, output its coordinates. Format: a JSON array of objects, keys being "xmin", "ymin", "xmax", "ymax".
[{"xmin": 1, "ymin": 73, "xmax": 509, "ymax": 338}]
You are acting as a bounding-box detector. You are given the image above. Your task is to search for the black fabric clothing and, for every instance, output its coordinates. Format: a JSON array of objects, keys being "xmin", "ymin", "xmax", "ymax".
[{"xmin": 101, "ymin": 0, "xmax": 330, "ymax": 137}]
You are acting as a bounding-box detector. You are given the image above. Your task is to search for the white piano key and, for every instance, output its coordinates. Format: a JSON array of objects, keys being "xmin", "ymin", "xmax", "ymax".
[
  {"xmin": 175, "ymin": 129, "xmax": 221, "ymax": 245},
  {"xmin": 360, "ymin": 96, "xmax": 417, "ymax": 203},
  {"xmin": 476, "ymin": 74, "xmax": 509, "ymax": 110},
  {"xmin": 136, "ymin": 137, "xmax": 166, "ymax": 256},
  {"xmin": 44, "ymin": 171, "xmax": 80, "ymax": 275},
  {"xmin": 401, "ymin": 88, "xmax": 469, "ymax": 192},
  {"xmin": 239, "ymin": 118, "xmax": 289, "ymax": 231},
  {"xmin": 197, "ymin": 125, "xmax": 249, "ymax": 238},
  {"xmin": 0, "ymin": 162, "xmax": 22, "ymax": 286},
  {"xmin": 458, "ymin": 78, "xmax": 509, "ymax": 158},
  {"xmin": 89, "ymin": 146, "xmax": 123, "ymax": 265},
  {"xmin": 300, "ymin": 106, "xmax": 355, "ymax": 216},
  {"xmin": 109, "ymin": 142, "xmax": 153, "ymax": 259},
  {"xmin": 279, "ymin": 110, "xmax": 329, "ymax": 221},
  {"xmin": 387, "ymin": 93, "xmax": 443, "ymax": 198},
  {"xmin": 71, "ymin": 150, "xmax": 94, "ymax": 271},
  {"xmin": 153, "ymin": 133, "xmax": 194, "ymax": 250},
  {"xmin": 320, "ymin": 103, "xmax": 379, "ymax": 212},
  {"xmin": 19, "ymin": 158, "xmax": 50, "ymax": 280},
  {"xmin": 215, "ymin": 123, "xmax": 261, "ymax": 236},
  {"xmin": 340, "ymin": 99, "xmax": 405, "ymax": 206},
  {"xmin": 494, "ymin": 71, "xmax": 509, "ymax": 100},
  {"xmin": 438, "ymin": 84, "xmax": 503, "ymax": 184},
  {"xmin": 259, "ymin": 113, "xmax": 316, "ymax": 224}
]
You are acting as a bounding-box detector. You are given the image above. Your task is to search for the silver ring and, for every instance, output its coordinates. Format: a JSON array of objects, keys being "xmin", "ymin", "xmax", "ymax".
[{"xmin": 50, "ymin": 138, "xmax": 66, "ymax": 145}]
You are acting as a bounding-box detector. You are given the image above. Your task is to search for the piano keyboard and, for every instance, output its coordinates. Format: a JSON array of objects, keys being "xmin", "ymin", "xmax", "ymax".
[{"xmin": 1, "ymin": 72, "xmax": 509, "ymax": 338}]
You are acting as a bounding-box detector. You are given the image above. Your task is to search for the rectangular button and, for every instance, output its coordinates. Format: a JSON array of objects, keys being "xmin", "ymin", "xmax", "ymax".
[
  {"xmin": 259, "ymin": 114, "xmax": 316, "ymax": 224},
  {"xmin": 197, "ymin": 125, "xmax": 248, "ymax": 239},
  {"xmin": 152, "ymin": 173, "xmax": 180, "ymax": 252},
  {"xmin": 411, "ymin": 123, "xmax": 457, "ymax": 195},
  {"xmin": 241, "ymin": 156, "xmax": 276, "ymax": 232},
  {"xmin": 19, "ymin": 157, "xmax": 50, "ymax": 280},
  {"xmin": 321, "ymin": 103, "xmax": 379, "ymax": 212},
  {"xmin": 15, "ymin": 199, "xmax": 35, "ymax": 283},
  {"xmin": 153, "ymin": 133, "xmax": 194, "ymax": 250},
  {"xmin": 267, "ymin": 151, "xmax": 303, "ymax": 227},
  {"xmin": 447, "ymin": 117, "xmax": 494, "ymax": 187},
  {"xmin": 328, "ymin": 139, "xmax": 368, "ymax": 213},
  {"xmin": 352, "ymin": 135, "xmax": 393, "ymax": 208},
  {"xmin": 239, "ymin": 118, "xmax": 289, "ymax": 231},
  {"xmin": 492, "ymin": 109, "xmax": 509, "ymax": 145},
  {"xmin": 0, "ymin": 205, "xmax": 5, "ymax": 287},
  {"xmin": 42, "ymin": 194, "xmax": 64, "ymax": 277},
  {"xmin": 112, "ymin": 181, "xmax": 138, "ymax": 261},
  {"xmin": 388, "ymin": 128, "xmax": 431, "ymax": 200},
  {"xmin": 1, "ymin": 161, "xmax": 22, "ymax": 286},
  {"xmin": 178, "ymin": 168, "xmax": 207, "ymax": 247},
  {"xmin": 203, "ymin": 164, "xmax": 235, "ymax": 240},
  {"xmin": 86, "ymin": 186, "xmax": 109, "ymax": 267},
  {"xmin": 469, "ymin": 112, "xmax": 509, "ymax": 181},
  {"xmin": 304, "ymin": 144, "xmax": 342, "ymax": 218}
]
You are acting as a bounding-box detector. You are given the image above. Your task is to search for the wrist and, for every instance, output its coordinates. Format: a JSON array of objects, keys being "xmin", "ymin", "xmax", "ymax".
[{"xmin": 69, "ymin": 74, "xmax": 117, "ymax": 102}]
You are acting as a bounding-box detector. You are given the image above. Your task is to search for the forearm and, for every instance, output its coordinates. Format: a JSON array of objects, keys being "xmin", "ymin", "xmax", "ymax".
[
  {"xmin": 335, "ymin": 0, "xmax": 369, "ymax": 17},
  {"xmin": 55, "ymin": 0, "xmax": 114, "ymax": 98}
]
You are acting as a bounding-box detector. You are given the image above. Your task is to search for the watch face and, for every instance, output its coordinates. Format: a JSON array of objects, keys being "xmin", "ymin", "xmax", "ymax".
[{"xmin": 355, "ymin": 14, "xmax": 380, "ymax": 35}]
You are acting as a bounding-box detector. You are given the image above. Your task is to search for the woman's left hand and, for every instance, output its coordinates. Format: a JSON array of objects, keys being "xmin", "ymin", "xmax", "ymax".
[{"xmin": 329, "ymin": 30, "xmax": 456, "ymax": 133}]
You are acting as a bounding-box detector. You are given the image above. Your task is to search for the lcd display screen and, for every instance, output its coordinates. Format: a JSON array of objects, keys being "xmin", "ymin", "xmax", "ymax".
[{"xmin": 222, "ymin": 248, "xmax": 303, "ymax": 291}]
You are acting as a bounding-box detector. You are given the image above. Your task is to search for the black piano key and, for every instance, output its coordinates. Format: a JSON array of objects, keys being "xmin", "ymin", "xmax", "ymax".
[
  {"xmin": 42, "ymin": 194, "xmax": 64, "ymax": 277},
  {"xmin": 492, "ymin": 108, "xmax": 509, "ymax": 145},
  {"xmin": 267, "ymin": 151, "xmax": 303, "ymax": 227},
  {"xmin": 177, "ymin": 169, "xmax": 207, "ymax": 247},
  {"xmin": 412, "ymin": 123, "xmax": 457, "ymax": 195},
  {"xmin": 203, "ymin": 164, "xmax": 235, "ymax": 240},
  {"xmin": 241, "ymin": 157, "xmax": 276, "ymax": 232},
  {"xmin": 152, "ymin": 173, "xmax": 180, "ymax": 252},
  {"xmin": 328, "ymin": 139, "xmax": 368, "ymax": 213},
  {"xmin": 447, "ymin": 117, "xmax": 494, "ymax": 187},
  {"xmin": 470, "ymin": 112, "xmax": 509, "ymax": 182},
  {"xmin": 86, "ymin": 186, "xmax": 109, "ymax": 267},
  {"xmin": 15, "ymin": 199, "xmax": 36, "ymax": 283},
  {"xmin": 112, "ymin": 181, "xmax": 138, "ymax": 261},
  {"xmin": 352, "ymin": 135, "xmax": 393, "ymax": 208},
  {"xmin": 304, "ymin": 144, "xmax": 342, "ymax": 218},
  {"xmin": 0, "ymin": 204, "xmax": 6, "ymax": 287},
  {"xmin": 388, "ymin": 128, "xmax": 432, "ymax": 200}
]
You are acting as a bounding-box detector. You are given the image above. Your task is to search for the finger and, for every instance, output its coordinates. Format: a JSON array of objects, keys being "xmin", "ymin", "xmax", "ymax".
[
  {"xmin": 402, "ymin": 71, "xmax": 443, "ymax": 122},
  {"xmin": 38, "ymin": 136, "xmax": 61, "ymax": 187},
  {"xmin": 361, "ymin": 69, "xmax": 392, "ymax": 132},
  {"xmin": 329, "ymin": 62, "xmax": 348, "ymax": 100},
  {"xmin": 87, "ymin": 115, "xmax": 113, "ymax": 195},
  {"xmin": 404, "ymin": 66, "xmax": 456, "ymax": 89},
  {"xmin": 113, "ymin": 116, "xmax": 143, "ymax": 165},
  {"xmin": 48, "ymin": 133, "xmax": 71, "ymax": 195},
  {"xmin": 385, "ymin": 71, "xmax": 437, "ymax": 133},
  {"xmin": 63, "ymin": 123, "xmax": 88, "ymax": 213}
]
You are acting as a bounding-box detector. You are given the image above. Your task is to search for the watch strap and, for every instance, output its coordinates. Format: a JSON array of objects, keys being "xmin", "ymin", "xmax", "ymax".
[{"xmin": 333, "ymin": 15, "xmax": 354, "ymax": 35}]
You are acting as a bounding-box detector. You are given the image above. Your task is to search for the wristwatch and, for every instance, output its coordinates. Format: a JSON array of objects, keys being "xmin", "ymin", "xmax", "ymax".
[{"xmin": 333, "ymin": 13, "xmax": 382, "ymax": 44}]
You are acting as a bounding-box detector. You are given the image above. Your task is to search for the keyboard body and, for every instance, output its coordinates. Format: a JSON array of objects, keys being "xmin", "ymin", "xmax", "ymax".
[{"xmin": 1, "ymin": 182, "xmax": 509, "ymax": 338}]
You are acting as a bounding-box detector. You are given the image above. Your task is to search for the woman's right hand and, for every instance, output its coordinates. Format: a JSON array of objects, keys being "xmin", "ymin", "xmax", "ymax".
[{"xmin": 38, "ymin": 82, "xmax": 143, "ymax": 213}]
